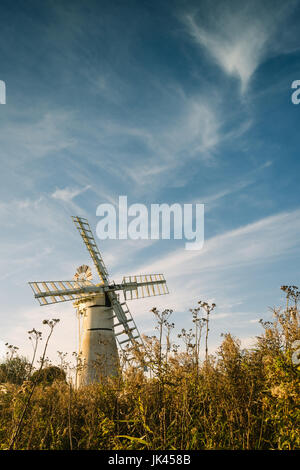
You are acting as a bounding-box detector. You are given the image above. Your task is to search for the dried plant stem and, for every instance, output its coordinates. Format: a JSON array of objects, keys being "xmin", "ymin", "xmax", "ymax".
[{"xmin": 9, "ymin": 320, "xmax": 58, "ymax": 449}]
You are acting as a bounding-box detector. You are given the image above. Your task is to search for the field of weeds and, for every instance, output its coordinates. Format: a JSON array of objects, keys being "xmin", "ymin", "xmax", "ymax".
[{"xmin": 0, "ymin": 286, "xmax": 299, "ymax": 450}]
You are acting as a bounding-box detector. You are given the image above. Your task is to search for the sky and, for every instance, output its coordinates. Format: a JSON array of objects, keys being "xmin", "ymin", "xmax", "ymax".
[{"xmin": 0, "ymin": 0, "xmax": 300, "ymax": 364}]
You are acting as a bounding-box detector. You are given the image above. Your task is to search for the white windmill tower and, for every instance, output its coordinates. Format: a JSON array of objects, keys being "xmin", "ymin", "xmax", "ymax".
[{"xmin": 29, "ymin": 216, "xmax": 169, "ymax": 386}]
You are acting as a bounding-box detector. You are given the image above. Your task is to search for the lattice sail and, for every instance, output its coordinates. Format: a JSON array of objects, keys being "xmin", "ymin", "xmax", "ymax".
[
  {"xmin": 108, "ymin": 291, "xmax": 144, "ymax": 358},
  {"xmin": 29, "ymin": 279, "xmax": 95, "ymax": 306},
  {"xmin": 122, "ymin": 274, "xmax": 169, "ymax": 300},
  {"xmin": 72, "ymin": 216, "xmax": 109, "ymax": 284}
]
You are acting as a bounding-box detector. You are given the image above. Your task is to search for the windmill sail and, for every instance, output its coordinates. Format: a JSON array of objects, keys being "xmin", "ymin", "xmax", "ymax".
[
  {"xmin": 29, "ymin": 279, "xmax": 95, "ymax": 305},
  {"xmin": 122, "ymin": 274, "xmax": 169, "ymax": 300},
  {"xmin": 72, "ymin": 216, "xmax": 109, "ymax": 284},
  {"xmin": 108, "ymin": 292, "xmax": 144, "ymax": 359}
]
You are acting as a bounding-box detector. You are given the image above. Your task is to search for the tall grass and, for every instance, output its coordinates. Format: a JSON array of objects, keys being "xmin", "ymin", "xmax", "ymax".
[{"xmin": 0, "ymin": 287, "xmax": 299, "ymax": 450}]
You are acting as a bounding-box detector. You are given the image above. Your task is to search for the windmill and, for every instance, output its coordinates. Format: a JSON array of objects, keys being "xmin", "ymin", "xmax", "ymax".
[{"xmin": 29, "ymin": 216, "xmax": 169, "ymax": 386}]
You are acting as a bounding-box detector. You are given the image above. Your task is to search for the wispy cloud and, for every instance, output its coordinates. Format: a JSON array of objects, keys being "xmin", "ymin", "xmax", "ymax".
[
  {"xmin": 51, "ymin": 185, "xmax": 91, "ymax": 202},
  {"xmin": 125, "ymin": 208, "xmax": 300, "ymax": 316},
  {"xmin": 0, "ymin": 110, "xmax": 76, "ymax": 161},
  {"xmin": 136, "ymin": 208, "xmax": 300, "ymax": 276},
  {"xmin": 183, "ymin": 1, "xmax": 297, "ymax": 92},
  {"xmin": 198, "ymin": 160, "xmax": 273, "ymax": 210},
  {"xmin": 87, "ymin": 92, "xmax": 252, "ymax": 196}
]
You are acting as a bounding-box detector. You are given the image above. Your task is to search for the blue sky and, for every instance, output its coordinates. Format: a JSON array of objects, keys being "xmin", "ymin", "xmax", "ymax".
[{"xmin": 1, "ymin": 0, "xmax": 300, "ymax": 362}]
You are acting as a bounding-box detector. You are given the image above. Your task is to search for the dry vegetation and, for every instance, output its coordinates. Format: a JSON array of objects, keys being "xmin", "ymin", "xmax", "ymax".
[{"xmin": 0, "ymin": 286, "xmax": 299, "ymax": 450}]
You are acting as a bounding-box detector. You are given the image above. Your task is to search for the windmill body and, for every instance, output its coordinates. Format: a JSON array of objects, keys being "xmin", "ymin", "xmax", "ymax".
[
  {"xmin": 75, "ymin": 293, "xmax": 119, "ymax": 385},
  {"xmin": 29, "ymin": 216, "xmax": 169, "ymax": 386}
]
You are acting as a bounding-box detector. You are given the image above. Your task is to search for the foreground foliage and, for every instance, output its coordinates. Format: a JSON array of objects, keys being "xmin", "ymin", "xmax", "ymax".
[{"xmin": 0, "ymin": 287, "xmax": 299, "ymax": 450}]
